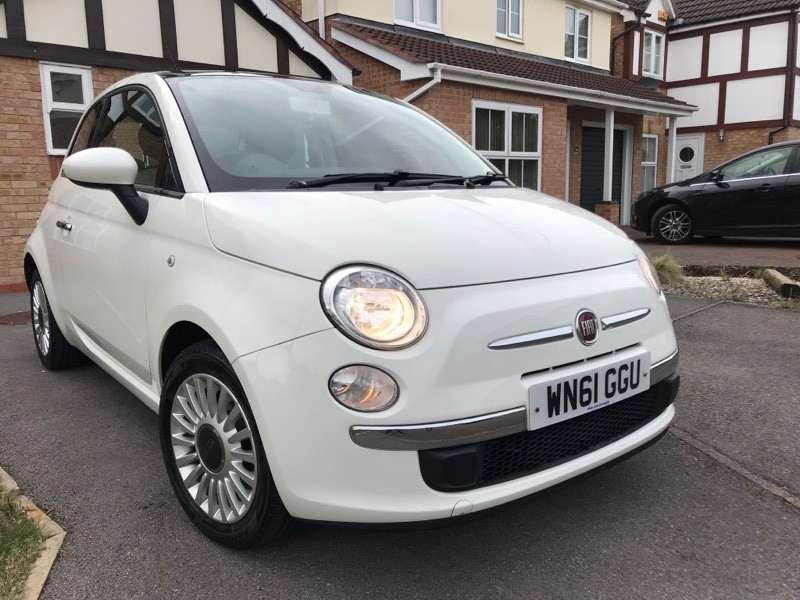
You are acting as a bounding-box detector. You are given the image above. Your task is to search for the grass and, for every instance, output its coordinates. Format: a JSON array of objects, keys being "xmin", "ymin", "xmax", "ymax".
[
  {"xmin": 779, "ymin": 299, "xmax": 800, "ymax": 312},
  {"xmin": 719, "ymin": 269, "xmax": 731, "ymax": 282},
  {"xmin": 650, "ymin": 255, "xmax": 684, "ymax": 286},
  {"xmin": 0, "ymin": 489, "xmax": 42, "ymax": 600}
]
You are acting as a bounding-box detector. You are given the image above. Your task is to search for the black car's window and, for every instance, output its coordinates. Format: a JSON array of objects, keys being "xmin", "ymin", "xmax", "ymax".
[
  {"xmin": 94, "ymin": 89, "xmax": 172, "ymax": 189},
  {"xmin": 69, "ymin": 103, "xmax": 102, "ymax": 155},
  {"xmin": 719, "ymin": 146, "xmax": 793, "ymax": 181}
]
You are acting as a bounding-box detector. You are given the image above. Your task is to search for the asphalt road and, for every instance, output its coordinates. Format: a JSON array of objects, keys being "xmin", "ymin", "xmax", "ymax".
[{"xmin": 1, "ymin": 296, "xmax": 799, "ymax": 599}]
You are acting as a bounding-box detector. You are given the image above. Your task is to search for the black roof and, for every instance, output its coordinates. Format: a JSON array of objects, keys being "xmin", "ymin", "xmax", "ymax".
[{"xmin": 672, "ymin": 0, "xmax": 800, "ymax": 26}]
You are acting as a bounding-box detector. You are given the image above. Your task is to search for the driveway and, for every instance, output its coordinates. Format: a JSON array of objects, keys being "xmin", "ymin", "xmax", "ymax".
[{"xmin": 1, "ymin": 297, "xmax": 799, "ymax": 599}]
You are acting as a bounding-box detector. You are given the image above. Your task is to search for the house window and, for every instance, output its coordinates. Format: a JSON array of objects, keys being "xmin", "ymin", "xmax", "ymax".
[
  {"xmin": 642, "ymin": 134, "xmax": 658, "ymax": 192},
  {"xmin": 40, "ymin": 64, "xmax": 93, "ymax": 155},
  {"xmin": 643, "ymin": 30, "xmax": 665, "ymax": 78},
  {"xmin": 565, "ymin": 6, "xmax": 590, "ymax": 62},
  {"xmin": 473, "ymin": 101, "xmax": 542, "ymax": 190},
  {"xmin": 395, "ymin": 0, "xmax": 440, "ymax": 30},
  {"xmin": 497, "ymin": 0, "xmax": 522, "ymax": 39}
]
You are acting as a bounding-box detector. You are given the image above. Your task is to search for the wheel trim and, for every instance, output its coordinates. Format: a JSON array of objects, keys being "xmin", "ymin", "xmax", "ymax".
[
  {"xmin": 32, "ymin": 281, "xmax": 51, "ymax": 356},
  {"xmin": 658, "ymin": 210, "xmax": 691, "ymax": 241},
  {"xmin": 170, "ymin": 374, "xmax": 258, "ymax": 524}
]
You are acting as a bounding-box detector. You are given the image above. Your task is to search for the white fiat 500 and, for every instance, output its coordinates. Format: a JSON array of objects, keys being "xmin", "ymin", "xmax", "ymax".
[{"xmin": 25, "ymin": 72, "xmax": 679, "ymax": 548}]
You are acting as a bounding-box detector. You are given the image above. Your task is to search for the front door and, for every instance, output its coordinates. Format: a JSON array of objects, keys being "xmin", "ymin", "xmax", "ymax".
[
  {"xmin": 580, "ymin": 127, "xmax": 624, "ymax": 211},
  {"xmin": 674, "ymin": 134, "xmax": 704, "ymax": 182},
  {"xmin": 55, "ymin": 87, "xmax": 174, "ymax": 383}
]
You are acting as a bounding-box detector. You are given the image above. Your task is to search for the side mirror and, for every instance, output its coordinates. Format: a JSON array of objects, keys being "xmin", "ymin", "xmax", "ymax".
[
  {"xmin": 62, "ymin": 148, "xmax": 149, "ymax": 225},
  {"xmin": 709, "ymin": 170, "xmax": 721, "ymax": 183}
]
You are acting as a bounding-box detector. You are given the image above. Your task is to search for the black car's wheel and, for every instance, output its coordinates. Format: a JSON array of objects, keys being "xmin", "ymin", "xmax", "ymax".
[
  {"xmin": 651, "ymin": 204, "xmax": 694, "ymax": 244},
  {"xmin": 159, "ymin": 340, "xmax": 292, "ymax": 548},
  {"xmin": 29, "ymin": 270, "xmax": 82, "ymax": 370}
]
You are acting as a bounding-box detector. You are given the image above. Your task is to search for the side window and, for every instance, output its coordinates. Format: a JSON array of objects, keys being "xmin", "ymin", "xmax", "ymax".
[
  {"xmin": 69, "ymin": 103, "xmax": 103, "ymax": 155},
  {"xmin": 40, "ymin": 64, "xmax": 93, "ymax": 155},
  {"xmin": 719, "ymin": 146, "xmax": 793, "ymax": 182},
  {"xmin": 94, "ymin": 89, "xmax": 172, "ymax": 189}
]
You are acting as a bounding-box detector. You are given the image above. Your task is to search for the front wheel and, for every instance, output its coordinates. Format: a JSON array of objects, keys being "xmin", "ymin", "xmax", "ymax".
[
  {"xmin": 159, "ymin": 340, "xmax": 292, "ymax": 548},
  {"xmin": 651, "ymin": 204, "xmax": 694, "ymax": 244}
]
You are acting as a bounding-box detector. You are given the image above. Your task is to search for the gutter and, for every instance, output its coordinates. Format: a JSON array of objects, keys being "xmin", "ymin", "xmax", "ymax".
[
  {"xmin": 403, "ymin": 66, "xmax": 442, "ymax": 103},
  {"xmin": 769, "ymin": 7, "xmax": 799, "ymax": 144},
  {"xmin": 427, "ymin": 62, "xmax": 698, "ymax": 117}
]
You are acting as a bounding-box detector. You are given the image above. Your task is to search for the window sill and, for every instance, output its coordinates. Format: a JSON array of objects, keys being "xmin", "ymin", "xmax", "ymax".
[
  {"xmin": 565, "ymin": 56, "xmax": 591, "ymax": 65},
  {"xmin": 393, "ymin": 19, "xmax": 441, "ymax": 33},
  {"xmin": 496, "ymin": 33, "xmax": 524, "ymax": 44},
  {"xmin": 642, "ymin": 72, "xmax": 664, "ymax": 80}
]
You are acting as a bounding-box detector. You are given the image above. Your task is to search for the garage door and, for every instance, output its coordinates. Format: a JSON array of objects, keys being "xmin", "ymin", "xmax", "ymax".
[{"xmin": 580, "ymin": 127, "xmax": 624, "ymax": 211}]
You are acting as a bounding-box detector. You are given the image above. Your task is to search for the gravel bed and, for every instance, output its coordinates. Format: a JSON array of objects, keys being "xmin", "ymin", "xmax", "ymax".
[{"xmin": 664, "ymin": 276, "xmax": 795, "ymax": 307}]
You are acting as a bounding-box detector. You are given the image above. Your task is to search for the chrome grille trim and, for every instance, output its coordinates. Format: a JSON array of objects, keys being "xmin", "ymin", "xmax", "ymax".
[
  {"xmin": 601, "ymin": 308, "xmax": 651, "ymax": 330},
  {"xmin": 488, "ymin": 325, "xmax": 573, "ymax": 350}
]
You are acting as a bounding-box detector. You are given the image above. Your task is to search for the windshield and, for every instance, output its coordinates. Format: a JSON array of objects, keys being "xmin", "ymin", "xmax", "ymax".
[{"xmin": 167, "ymin": 74, "xmax": 502, "ymax": 192}]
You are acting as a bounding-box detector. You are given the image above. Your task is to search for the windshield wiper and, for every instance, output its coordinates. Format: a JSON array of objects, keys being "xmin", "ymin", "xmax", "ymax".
[
  {"xmin": 394, "ymin": 172, "xmax": 508, "ymax": 189},
  {"xmin": 287, "ymin": 170, "xmax": 419, "ymax": 189}
]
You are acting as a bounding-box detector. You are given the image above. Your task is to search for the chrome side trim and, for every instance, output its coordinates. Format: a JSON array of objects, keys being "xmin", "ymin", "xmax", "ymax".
[
  {"xmin": 489, "ymin": 325, "xmax": 573, "ymax": 350},
  {"xmin": 651, "ymin": 350, "xmax": 679, "ymax": 385},
  {"xmin": 350, "ymin": 407, "xmax": 528, "ymax": 451},
  {"xmin": 601, "ymin": 308, "xmax": 651, "ymax": 330}
]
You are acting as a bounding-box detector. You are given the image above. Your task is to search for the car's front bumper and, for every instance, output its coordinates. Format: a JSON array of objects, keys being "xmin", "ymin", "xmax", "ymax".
[{"xmin": 232, "ymin": 261, "xmax": 678, "ymax": 523}]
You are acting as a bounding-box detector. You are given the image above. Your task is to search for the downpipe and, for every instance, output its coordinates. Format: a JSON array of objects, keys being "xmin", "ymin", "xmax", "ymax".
[{"xmin": 768, "ymin": 8, "xmax": 798, "ymax": 144}]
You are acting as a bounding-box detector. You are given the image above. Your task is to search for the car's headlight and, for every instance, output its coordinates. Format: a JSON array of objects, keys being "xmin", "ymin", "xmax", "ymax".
[
  {"xmin": 633, "ymin": 245, "xmax": 662, "ymax": 296},
  {"xmin": 321, "ymin": 266, "xmax": 428, "ymax": 350}
]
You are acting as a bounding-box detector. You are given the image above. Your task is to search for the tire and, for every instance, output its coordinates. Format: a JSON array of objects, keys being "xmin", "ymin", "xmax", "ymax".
[
  {"xmin": 159, "ymin": 340, "xmax": 292, "ymax": 548},
  {"xmin": 29, "ymin": 270, "xmax": 82, "ymax": 370},
  {"xmin": 651, "ymin": 204, "xmax": 694, "ymax": 245}
]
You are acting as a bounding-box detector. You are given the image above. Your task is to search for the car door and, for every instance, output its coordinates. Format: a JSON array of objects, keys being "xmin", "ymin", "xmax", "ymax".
[
  {"xmin": 692, "ymin": 145, "xmax": 794, "ymax": 234},
  {"xmin": 54, "ymin": 87, "xmax": 180, "ymax": 383},
  {"xmin": 776, "ymin": 148, "xmax": 800, "ymax": 236}
]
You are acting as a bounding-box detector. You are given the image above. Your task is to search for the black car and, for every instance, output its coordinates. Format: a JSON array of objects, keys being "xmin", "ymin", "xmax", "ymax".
[{"xmin": 631, "ymin": 141, "xmax": 800, "ymax": 244}]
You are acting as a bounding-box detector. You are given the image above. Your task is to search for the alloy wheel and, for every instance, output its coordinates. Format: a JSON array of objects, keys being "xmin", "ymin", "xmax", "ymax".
[
  {"xmin": 32, "ymin": 281, "xmax": 51, "ymax": 356},
  {"xmin": 658, "ymin": 210, "xmax": 691, "ymax": 242},
  {"xmin": 169, "ymin": 374, "xmax": 258, "ymax": 524}
]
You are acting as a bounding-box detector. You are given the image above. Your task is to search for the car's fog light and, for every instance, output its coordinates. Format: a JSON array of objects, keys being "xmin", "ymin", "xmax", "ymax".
[{"xmin": 328, "ymin": 365, "xmax": 398, "ymax": 412}]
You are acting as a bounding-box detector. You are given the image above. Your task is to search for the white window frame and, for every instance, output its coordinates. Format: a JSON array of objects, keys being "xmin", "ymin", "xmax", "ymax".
[
  {"xmin": 496, "ymin": 0, "xmax": 523, "ymax": 41},
  {"xmin": 394, "ymin": 0, "xmax": 441, "ymax": 32},
  {"xmin": 642, "ymin": 134, "xmax": 659, "ymax": 191},
  {"xmin": 40, "ymin": 63, "xmax": 93, "ymax": 156},
  {"xmin": 472, "ymin": 100, "xmax": 543, "ymax": 191},
  {"xmin": 565, "ymin": 5, "xmax": 591, "ymax": 63},
  {"xmin": 642, "ymin": 29, "xmax": 665, "ymax": 79}
]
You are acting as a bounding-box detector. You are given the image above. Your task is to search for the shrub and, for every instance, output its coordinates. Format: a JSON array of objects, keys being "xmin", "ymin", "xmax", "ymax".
[{"xmin": 650, "ymin": 255, "xmax": 684, "ymax": 286}]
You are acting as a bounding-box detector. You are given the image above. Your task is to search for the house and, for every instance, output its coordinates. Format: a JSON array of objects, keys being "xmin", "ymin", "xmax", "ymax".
[
  {"xmin": 283, "ymin": 0, "xmax": 695, "ymax": 226},
  {"xmin": 0, "ymin": 0, "xmax": 353, "ymax": 292},
  {"xmin": 616, "ymin": 0, "xmax": 800, "ymax": 187}
]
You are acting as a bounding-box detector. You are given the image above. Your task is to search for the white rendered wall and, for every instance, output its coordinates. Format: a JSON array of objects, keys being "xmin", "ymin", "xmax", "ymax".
[
  {"xmin": 235, "ymin": 4, "xmax": 279, "ymax": 73},
  {"xmin": 175, "ymin": 0, "xmax": 225, "ymax": 65},
  {"xmin": 0, "ymin": 6, "xmax": 6, "ymax": 38},
  {"xmin": 644, "ymin": 0, "xmax": 669, "ymax": 25},
  {"xmin": 632, "ymin": 30, "xmax": 640, "ymax": 76},
  {"xmin": 725, "ymin": 76, "xmax": 785, "ymax": 123},
  {"xmin": 24, "ymin": 0, "xmax": 88, "ymax": 47},
  {"xmin": 666, "ymin": 36, "xmax": 703, "ymax": 81},
  {"xmin": 102, "ymin": 0, "xmax": 162, "ymax": 57},
  {"xmin": 289, "ymin": 51, "xmax": 320, "ymax": 78},
  {"xmin": 708, "ymin": 30, "xmax": 742, "ymax": 76},
  {"xmin": 794, "ymin": 76, "xmax": 800, "ymax": 118},
  {"xmin": 670, "ymin": 83, "xmax": 719, "ymax": 127},
  {"xmin": 748, "ymin": 22, "xmax": 788, "ymax": 71}
]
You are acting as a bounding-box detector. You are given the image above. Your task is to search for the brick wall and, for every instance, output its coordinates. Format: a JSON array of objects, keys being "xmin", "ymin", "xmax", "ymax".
[
  {"xmin": 332, "ymin": 40, "xmax": 569, "ymax": 199},
  {"xmin": 610, "ymin": 14, "xmax": 626, "ymax": 77},
  {"xmin": 643, "ymin": 115, "xmax": 668, "ymax": 188},
  {"xmin": 0, "ymin": 58, "xmax": 135, "ymax": 292},
  {"xmin": 703, "ymin": 126, "xmax": 800, "ymax": 170}
]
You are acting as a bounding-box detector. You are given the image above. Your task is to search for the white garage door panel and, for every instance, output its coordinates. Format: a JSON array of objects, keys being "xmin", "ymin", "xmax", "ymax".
[
  {"xmin": 102, "ymin": 0, "xmax": 162, "ymax": 57},
  {"xmin": 749, "ymin": 22, "xmax": 788, "ymax": 71},
  {"xmin": 666, "ymin": 37, "xmax": 703, "ymax": 82},
  {"xmin": 725, "ymin": 76, "xmax": 785, "ymax": 123},
  {"xmin": 670, "ymin": 84, "xmax": 719, "ymax": 128}
]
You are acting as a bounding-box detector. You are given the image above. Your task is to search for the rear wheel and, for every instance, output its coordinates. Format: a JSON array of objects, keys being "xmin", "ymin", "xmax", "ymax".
[
  {"xmin": 159, "ymin": 340, "xmax": 292, "ymax": 548},
  {"xmin": 29, "ymin": 270, "xmax": 82, "ymax": 370},
  {"xmin": 651, "ymin": 204, "xmax": 693, "ymax": 244}
]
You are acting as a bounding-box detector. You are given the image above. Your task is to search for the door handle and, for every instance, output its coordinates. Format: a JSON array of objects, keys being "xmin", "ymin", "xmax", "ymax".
[
  {"xmin": 758, "ymin": 184, "xmax": 772, "ymax": 193},
  {"xmin": 56, "ymin": 220, "xmax": 73, "ymax": 232}
]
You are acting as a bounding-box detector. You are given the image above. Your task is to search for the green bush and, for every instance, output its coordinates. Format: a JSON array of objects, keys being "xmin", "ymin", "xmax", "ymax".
[{"xmin": 650, "ymin": 255, "xmax": 684, "ymax": 286}]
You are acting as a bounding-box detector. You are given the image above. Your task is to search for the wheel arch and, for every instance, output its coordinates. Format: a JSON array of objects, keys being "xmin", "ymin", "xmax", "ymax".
[
  {"xmin": 159, "ymin": 321, "xmax": 217, "ymax": 387},
  {"xmin": 24, "ymin": 253, "xmax": 37, "ymax": 291}
]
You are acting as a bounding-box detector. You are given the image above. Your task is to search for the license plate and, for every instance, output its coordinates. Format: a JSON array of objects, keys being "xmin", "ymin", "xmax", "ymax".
[{"xmin": 528, "ymin": 351, "xmax": 651, "ymax": 431}]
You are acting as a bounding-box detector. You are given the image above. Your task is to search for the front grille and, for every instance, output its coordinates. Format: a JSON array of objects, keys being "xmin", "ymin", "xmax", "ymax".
[{"xmin": 419, "ymin": 380, "xmax": 674, "ymax": 492}]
